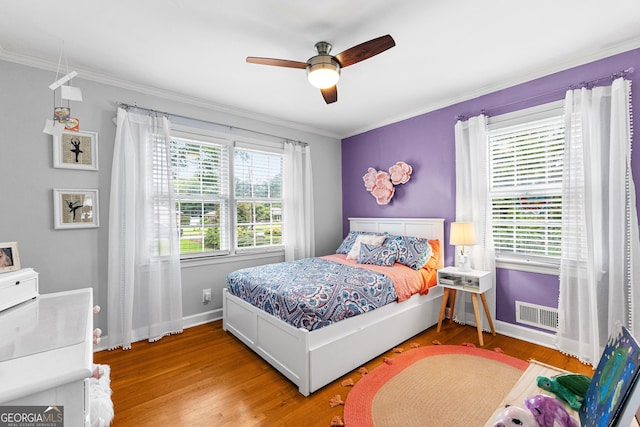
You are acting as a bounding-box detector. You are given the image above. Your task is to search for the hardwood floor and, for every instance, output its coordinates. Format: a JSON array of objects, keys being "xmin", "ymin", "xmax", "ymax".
[{"xmin": 94, "ymin": 320, "xmax": 593, "ymax": 427}]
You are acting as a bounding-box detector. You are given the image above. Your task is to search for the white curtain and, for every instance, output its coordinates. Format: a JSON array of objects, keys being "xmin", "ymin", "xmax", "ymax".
[
  {"xmin": 107, "ymin": 107, "xmax": 183, "ymax": 350},
  {"xmin": 558, "ymin": 78, "xmax": 640, "ymax": 364},
  {"xmin": 453, "ymin": 115, "xmax": 497, "ymax": 329},
  {"xmin": 283, "ymin": 141, "xmax": 315, "ymax": 261}
]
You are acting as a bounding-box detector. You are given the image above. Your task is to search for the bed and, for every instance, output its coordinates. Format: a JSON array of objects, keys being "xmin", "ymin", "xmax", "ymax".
[{"xmin": 222, "ymin": 217, "xmax": 445, "ymax": 396}]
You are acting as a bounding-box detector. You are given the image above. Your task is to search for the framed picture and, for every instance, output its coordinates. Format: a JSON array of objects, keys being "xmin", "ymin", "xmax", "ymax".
[
  {"xmin": 53, "ymin": 129, "xmax": 98, "ymax": 171},
  {"xmin": 0, "ymin": 242, "xmax": 20, "ymax": 273},
  {"xmin": 53, "ymin": 189, "xmax": 99, "ymax": 229}
]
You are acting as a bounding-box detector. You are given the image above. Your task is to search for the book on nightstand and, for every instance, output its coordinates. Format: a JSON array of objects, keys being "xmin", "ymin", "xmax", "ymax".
[{"xmin": 439, "ymin": 277, "xmax": 461, "ymax": 287}]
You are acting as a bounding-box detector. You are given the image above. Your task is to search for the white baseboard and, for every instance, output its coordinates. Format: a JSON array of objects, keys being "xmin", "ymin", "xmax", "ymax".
[
  {"xmin": 495, "ymin": 320, "xmax": 557, "ymax": 349},
  {"xmin": 182, "ymin": 308, "xmax": 223, "ymax": 329},
  {"xmin": 93, "ymin": 308, "xmax": 223, "ymax": 352},
  {"xmin": 94, "ymin": 313, "xmax": 556, "ymax": 353}
]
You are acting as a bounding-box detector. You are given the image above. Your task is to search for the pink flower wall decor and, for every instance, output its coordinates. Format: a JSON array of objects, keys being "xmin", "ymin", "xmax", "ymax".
[
  {"xmin": 372, "ymin": 171, "xmax": 395, "ymax": 205},
  {"xmin": 389, "ymin": 161, "xmax": 412, "ymax": 185},
  {"xmin": 362, "ymin": 167, "xmax": 377, "ymax": 192},
  {"xmin": 362, "ymin": 161, "xmax": 412, "ymax": 205}
]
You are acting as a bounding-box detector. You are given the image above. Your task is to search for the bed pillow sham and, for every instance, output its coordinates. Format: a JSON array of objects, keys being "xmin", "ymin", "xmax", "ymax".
[
  {"xmin": 336, "ymin": 231, "xmax": 385, "ymax": 254},
  {"xmin": 385, "ymin": 235, "xmax": 433, "ymax": 270},
  {"xmin": 357, "ymin": 243, "xmax": 397, "ymax": 266},
  {"xmin": 422, "ymin": 239, "xmax": 441, "ymax": 286},
  {"xmin": 346, "ymin": 234, "xmax": 387, "ymax": 260}
]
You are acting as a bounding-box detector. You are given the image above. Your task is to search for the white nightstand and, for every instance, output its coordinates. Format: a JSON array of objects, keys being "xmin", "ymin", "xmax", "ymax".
[{"xmin": 436, "ymin": 266, "xmax": 495, "ymax": 346}]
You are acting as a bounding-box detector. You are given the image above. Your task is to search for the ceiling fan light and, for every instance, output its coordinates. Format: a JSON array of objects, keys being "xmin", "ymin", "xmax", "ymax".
[{"xmin": 306, "ymin": 56, "xmax": 340, "ymax": 89}]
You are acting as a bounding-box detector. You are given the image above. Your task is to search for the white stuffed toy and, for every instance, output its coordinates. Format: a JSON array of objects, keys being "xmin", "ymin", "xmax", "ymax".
[
  {"xmin": 89, "ymin": 364, "xmax": 114, "ymax": 427},
  {"xmin": 493, "ymin": 405, "xmax": 538, "ymax": 427}
]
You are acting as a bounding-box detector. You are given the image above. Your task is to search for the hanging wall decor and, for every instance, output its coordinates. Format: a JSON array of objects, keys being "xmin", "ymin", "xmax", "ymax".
[
  {"xmin": 363, "ymin": 161, "xmax": 412, "ymax": 205},
  {"xmin": 53, "ymin": 188, "xmax": 100, "ymax": 229},
  {"xmin": 43, "ymin": 42, "xmax": 83, "ymax": 137},
  {"xmin": 53, "ymin": 129, "xmax": 98, "ymax": 170}
]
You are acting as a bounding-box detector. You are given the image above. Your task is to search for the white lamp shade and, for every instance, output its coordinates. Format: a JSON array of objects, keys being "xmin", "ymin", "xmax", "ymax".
[
  {"xmin": 449, "ymin": 222, "xmax": 477, "ymax": 246},
  {"xmin": 306, "ymin": 56, "xmax": 340, "ymax": 89},
  {"xmin": 307, "ymin": 68, "xmax": 339, "ymax": 88}
]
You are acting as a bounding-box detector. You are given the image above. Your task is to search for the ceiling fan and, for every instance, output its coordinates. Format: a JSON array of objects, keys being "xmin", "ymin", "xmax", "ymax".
[{"xmin": 246, "ymin": 34, "xmax": 395, "ymax": 104}]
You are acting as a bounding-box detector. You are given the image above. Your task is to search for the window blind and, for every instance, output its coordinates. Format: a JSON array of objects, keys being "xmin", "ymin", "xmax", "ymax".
[
  {"xmin": 561, "ymin": 109, "xmax": 588, "ymax": 262},
  {"xmin": 171, "ymin": 135, "xmax": 230, "ymax": 253},
  {"xmin": 234, "ymin": 148, "xmax": 282, "ymax": 200},
  {"xmin": 489, "ymin": 114, "xmax": 564, "ymax": 259}
]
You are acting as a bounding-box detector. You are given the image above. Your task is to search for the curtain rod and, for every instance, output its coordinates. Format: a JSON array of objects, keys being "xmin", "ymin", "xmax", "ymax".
[
  {"xmin": 455, "ymin": 67, "xmax": 635, "ymax": 121},
  {"xmin": 117, "ymin": 102, "xmax": 308, "ymax": 146}
]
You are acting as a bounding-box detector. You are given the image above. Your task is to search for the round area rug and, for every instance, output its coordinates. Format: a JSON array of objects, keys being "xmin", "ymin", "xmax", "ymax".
[{"xmin": 343, "ymin": 345, "xmax": 528, "ymax": 427}]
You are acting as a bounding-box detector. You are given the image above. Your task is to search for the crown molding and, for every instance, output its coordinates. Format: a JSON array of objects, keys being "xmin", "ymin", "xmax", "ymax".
[
  {"xmin": 345, "ymin": 37, "xmax": 640, "ymax": 138},
  {"xmin": 0, "ymin": 46, "xmax": 341, "ymax": 140},
  {"xmin": 3, "ymin": 37, "xmax": 639, "ymax": 140}
]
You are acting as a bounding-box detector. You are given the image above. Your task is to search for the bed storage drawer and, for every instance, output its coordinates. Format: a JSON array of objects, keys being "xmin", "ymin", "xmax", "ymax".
[{"xmin": 0, "ymin": 268, "xmax": 39, "ymax": 312}]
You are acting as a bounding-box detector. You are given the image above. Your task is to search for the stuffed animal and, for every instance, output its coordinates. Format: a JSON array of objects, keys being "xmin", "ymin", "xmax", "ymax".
[
  {"xmin": 524, "ymin": 394, "xmax": 579, "ymax": 427},
  {"xmin": 93, "ymin": 328, "xmax": 102, "ymax": 345},
  {"xmin": 536, "ymin": 373, "xmax": 591, "ymax": 410},
  {"xmin": 493, "ymin": 405, "xmax": 538, "ymax": 427}
]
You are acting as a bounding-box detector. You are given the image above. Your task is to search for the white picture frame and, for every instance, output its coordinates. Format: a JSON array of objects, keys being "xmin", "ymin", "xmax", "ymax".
[
  {"xmin": 0, "ymin": 242, "xmax": 20, "ymax": 273},
  {"xmin": 53, "ymin": 189, "xmax": 99, "ymax": 229},
  {"xmin": 53, "ymin": 129, "xmax": 98, "ymax": 171}
]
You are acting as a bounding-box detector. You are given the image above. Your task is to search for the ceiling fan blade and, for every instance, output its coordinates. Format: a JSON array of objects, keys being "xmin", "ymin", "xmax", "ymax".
[
  {"xmin": 334, "ymin": 34, "xmax": 395, "ymax": 68},
  {"xmin": 246, "ymin": 57, "xmax": 309, "ymax": 69},
  {"xmin": 321, "ymin": 86, "xmax": 338, "ymax": 104}
]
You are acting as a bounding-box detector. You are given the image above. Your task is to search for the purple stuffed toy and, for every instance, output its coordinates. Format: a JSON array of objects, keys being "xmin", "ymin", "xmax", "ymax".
[
  {"xmin": 493, "ymin": 405, "xmax": 538, "ymax": 427},
  {"xmin": 524, "ymin": 394, "xmax": 579, "ymax": 427}
]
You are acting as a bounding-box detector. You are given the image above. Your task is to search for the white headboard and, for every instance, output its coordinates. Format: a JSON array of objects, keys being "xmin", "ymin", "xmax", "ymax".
[{"xmin": 348, "ymin": 217, "xmax": 445, "ymax": 269}]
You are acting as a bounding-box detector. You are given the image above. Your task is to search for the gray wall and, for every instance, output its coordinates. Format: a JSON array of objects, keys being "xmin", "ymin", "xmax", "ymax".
[{"xmin": 0, "ymin": 59, "xmax": 343, "ymax": 338}]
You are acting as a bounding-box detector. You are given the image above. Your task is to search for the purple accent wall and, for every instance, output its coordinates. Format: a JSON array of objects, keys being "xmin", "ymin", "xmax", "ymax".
[
  {"xmin": 495, "ymin": 269, "xmax": 559, "ymax": 324},
  {"xmin": 342, "ymin": 106, "xmax": 458, "ymax": 264},
  {"xmin": 342, "ymin": 48, "xmax": 640, "ymax": 328}
]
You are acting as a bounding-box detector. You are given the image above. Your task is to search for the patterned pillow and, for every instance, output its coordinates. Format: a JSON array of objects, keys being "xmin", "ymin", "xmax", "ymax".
[
  {"xmin": 385, "ymin": 235, "xmax": 433, "ymax": 270},
  {"xmin": 346, "ymin": 234, "xmax": 387, "ymax": 260},
  {"xmin": 336, "ymin": 231, "xmax": 385, "ymax": 254},
  {"xmin": 357, "ymin": 243, "xmax": 397, "ymax": 266}
]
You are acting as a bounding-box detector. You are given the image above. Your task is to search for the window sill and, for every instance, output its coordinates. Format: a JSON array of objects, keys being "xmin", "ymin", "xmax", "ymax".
[
  {"xmin": 179, "ymin": 248, "xmax": 285, "ymax": 269},
  {"xmin": 495, "ymin": 257, "xmax": 560, "ymax": 276}
]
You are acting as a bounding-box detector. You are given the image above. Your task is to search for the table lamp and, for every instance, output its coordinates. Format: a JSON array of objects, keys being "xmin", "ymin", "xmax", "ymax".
[{"xmin": 450, "ymin": 222, "xmax": 476, "ymax": 272}]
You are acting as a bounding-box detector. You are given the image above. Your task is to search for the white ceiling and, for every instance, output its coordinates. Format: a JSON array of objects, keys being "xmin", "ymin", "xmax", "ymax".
[{"xmin": 1, "ymin": 1, "xmax": 640, "ymax": 138}]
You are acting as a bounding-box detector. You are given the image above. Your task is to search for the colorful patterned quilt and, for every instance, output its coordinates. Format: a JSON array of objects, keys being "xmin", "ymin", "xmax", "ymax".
[{"xmin": 226, "ymin": 257, "xmax": 399, "ymax": 331}]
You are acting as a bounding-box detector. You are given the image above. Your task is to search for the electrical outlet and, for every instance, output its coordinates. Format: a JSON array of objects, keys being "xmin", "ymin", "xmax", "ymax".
[{"xmin": 202, "ymin": 288, "xmax": 211, "ymax": 304}]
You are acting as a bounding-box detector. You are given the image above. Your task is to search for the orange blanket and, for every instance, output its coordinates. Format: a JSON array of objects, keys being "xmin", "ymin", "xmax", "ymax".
[{"xmin": 321, "ymin": 254, "xmax": 433, "ymax": 302}]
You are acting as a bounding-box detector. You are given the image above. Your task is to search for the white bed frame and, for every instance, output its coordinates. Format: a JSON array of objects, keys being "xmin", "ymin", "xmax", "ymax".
[{"xmin": 222, "ymin": 217, "xmax": 445, "ymax": 396}]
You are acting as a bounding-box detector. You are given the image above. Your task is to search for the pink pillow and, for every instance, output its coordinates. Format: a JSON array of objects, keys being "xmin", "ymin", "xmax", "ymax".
[{"xmin": 346, "ymin": 234, "xmax": 386, "ymax": 260}]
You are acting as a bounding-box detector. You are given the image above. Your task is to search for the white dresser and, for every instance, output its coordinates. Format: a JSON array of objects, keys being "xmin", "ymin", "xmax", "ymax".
[
  {"xmin": 0, "ymin": 267, "xmax": 39, "ymax": 312},
  {"xmin": 0, "ymin": 286, "xmax": 94, "ymax": 427}
]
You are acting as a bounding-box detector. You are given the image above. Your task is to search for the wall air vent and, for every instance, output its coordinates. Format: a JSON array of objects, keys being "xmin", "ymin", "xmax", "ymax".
[{"xmin": 515, "ymin": 301, "xmax": 558, "ymax": 332}]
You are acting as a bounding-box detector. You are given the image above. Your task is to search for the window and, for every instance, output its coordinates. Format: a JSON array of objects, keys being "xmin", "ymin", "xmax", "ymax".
[
  {"xmin": 171, "ymin": 133, "xmax": 230, "ymax": 256},
  {"xmin": 170, "ymin": 130, "xmax": 284, "ymax": 258},
  {"xmin": 488, "ymin": 101, "xmax": 564, "ymax": 268},
  {"xmin": 234, "ymin": 148, "xmax": 283, "ymax": 250}
]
